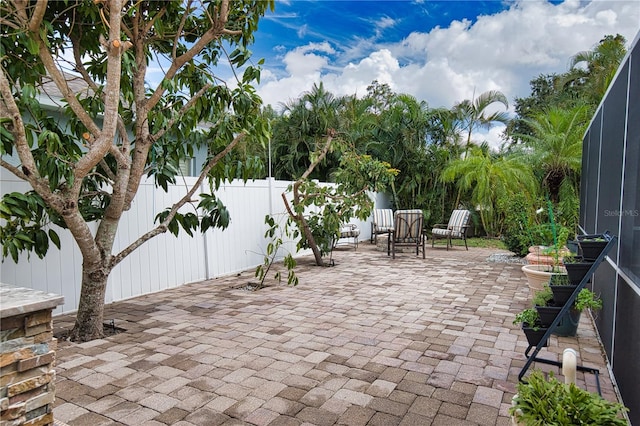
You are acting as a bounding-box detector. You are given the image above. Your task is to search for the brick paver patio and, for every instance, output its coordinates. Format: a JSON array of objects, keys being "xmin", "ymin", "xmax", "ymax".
[{"xmin": 52, "ymin": 243, "xmax": 622, "ymax": 425}]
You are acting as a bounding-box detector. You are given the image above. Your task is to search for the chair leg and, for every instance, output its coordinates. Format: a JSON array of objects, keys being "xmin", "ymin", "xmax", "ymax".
[
  {"xmin": 387, "ymin": 233, "xmax": 391, "ymax": 256},
  {"xmin": 463, "ymin": 235, "xmax": 468, "ymax": 250}
]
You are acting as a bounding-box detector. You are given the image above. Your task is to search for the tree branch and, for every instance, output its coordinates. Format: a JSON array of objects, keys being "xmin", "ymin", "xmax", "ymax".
[
  {"xmin": 142, "ymin": 5, "xmax": 166, "ymax": 39},
  {"xmin": 173, "ymin": 1, "xmax": 192, "ymax": 60},
  {"xmin": 35, "ymin": 35, "xmax": 101, "ymax": 141},
  {"xmin": 0, "ymin": 158, "xmax": 28, "ymax": 181},
  {"xmin": 146, "ymin": 0, "xmax": 233, "ymax": 111},
  {"xmin": 152, "ymin": 83, "xmax": 213, "ymax": 141},
  {"xmin": 111, "ymin": 132, "xmax": 246, "ymax": 267},
  {"xmin": 98, "ymin": 159, "xmax": 117, "ymax": 182},
  {"xmin": 0, "ymin": 66, "xmax": 42, "ymax": 184},
  {"xmin": 28, "ymin": 0, "xmax": 48, "ymax": 32},
  {"xmin": 301, "ymin": 130, "xmax": 335, "ymax": 180},
  {"xmin": 71, "ymin": 0, "xmax": 124, "ymax": 184}
]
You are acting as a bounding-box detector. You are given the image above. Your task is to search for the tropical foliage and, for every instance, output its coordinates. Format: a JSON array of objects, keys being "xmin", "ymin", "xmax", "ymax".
[{"xmin": 442, "ymin": 144, "xmax": 536, "ymax": 237}]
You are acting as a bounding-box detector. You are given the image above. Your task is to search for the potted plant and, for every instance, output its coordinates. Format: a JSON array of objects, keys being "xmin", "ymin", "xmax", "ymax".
[
  {"xmin": 531, "ymin": 285, "xmax": 554, "ymax": 307},
  {"xmin": 548, "ymin": 274, "xmax": 578, "ymax": 306},
  {"xmin": 531, "ymin": 286, "xmax": 602, "ymax": 337},
  {"xmin": 521, "ymin": 263, "xmax": 567, "ymax": 292},
  {"xmin": 555, "ymin": 288, "xmax": 602, "ymax": 337},
  {"xmin": 563, "ymin": 255, "xmax": 595, "ymax": 285},
  {"xmin": 577, "ymin": 234, "xmax": 609, "ymax": 261},
  {"xmin": 532, "ymin": 286, "xmax": 559, "ymax": 327},
  {"xmin": 513, "ymin": 308, "xmax": 549, "ymax": 347},
  {"xmin": 510, "ymin": 370, "xmax": 628, "ymax": 425},
  {"xmin": 522, "ymin": 219, "xmax": 570, "ymax": 292}
]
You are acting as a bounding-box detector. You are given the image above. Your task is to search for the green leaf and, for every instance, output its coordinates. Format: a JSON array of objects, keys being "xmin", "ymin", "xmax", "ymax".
[
  {"xmin": 14, "ymin": 233, "xmax": 34, "ymax": 244},
  {"xmin": 48, "ymin": 229, "xmax": 61, "ymax": 249},
  {"xmin": 9, "ymin": 242, "xmax": 19, "ymax": 263}
]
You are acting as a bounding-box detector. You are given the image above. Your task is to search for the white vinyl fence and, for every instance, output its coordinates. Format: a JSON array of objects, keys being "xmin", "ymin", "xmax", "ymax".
[{"xmin": 1, "ymin": 170, "xmax": 374, "ymax": 314}]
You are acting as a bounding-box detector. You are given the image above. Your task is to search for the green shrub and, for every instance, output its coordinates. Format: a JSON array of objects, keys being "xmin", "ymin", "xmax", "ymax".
[
  {"xmin": 511, "ymin": 370, "xmax": 628, "ymax": 425},
  {"xmin": 498, "ymin": 193, "xmax": 532, "ymax": 256}
]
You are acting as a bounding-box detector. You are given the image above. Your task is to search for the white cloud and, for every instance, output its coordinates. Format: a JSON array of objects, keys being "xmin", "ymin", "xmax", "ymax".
[
  {"xmin": 376, "ymin": 16, "xmax": 397, "ymax": 32},
  {"xmin": 283, "ymin": 42, "xmax": 334, "ymax": 75},
  {"xmin": 257, "ymin": 0, "xmax": 640, "ymax": 132}
]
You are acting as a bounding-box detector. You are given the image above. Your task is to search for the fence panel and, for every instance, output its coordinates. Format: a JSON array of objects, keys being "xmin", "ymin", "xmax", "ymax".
[{"xmin": 1, "ymin": 172, "xmax": 369, "ymax": 314}]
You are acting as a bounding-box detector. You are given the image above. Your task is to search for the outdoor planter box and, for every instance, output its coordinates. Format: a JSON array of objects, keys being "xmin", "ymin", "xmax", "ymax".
[
  {"xmin": 535, "ymin": 304, "xmax": 562, "ymax": 328},
  {"xmin": 522, "ymin": 323, "xmax": 549, "ymax": 347},
  {"xmin": 536, "ymin": 305, "xmax": 581, "ymax": 336},
  {"xmin": 577, "ymin": 234, "xmax": 608, "ymax": 261},
  {"xmin": 549, "ymin": 282, "xmax": 579, "ymax": 306},
  {"xmin": 564, "ymin": 258, "xmax": 595, "ymax": 285}
]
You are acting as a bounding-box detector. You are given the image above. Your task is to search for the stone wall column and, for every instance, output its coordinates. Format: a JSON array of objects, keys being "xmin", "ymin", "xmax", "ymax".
[{"xmin": 1, "ymin": 284, "xmax": 64, "ymax": 426}]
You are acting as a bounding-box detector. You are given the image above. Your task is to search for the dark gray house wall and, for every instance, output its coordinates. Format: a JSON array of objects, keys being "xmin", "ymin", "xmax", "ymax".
[{"xmin": 580, "ymin": 30, "xmax": 640, "ymax": 424}]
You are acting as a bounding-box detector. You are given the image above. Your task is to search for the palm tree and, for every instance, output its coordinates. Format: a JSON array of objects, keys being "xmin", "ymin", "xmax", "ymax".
[
  {"xmin": 453, "ymin": 90, "xmax": 510, "ymax": 155},
  {"xmin": 364, "ymin": 92, "xmax": 434, "ymax": 208},
  {"xmin": 441, "ymin": 144, "xmax": 537, "ymax": 237},
  {"xmin": 561, "ymin": 34, "xmax": 627, "ymax": 106},
  {"xmin": 517, "ymin": 105, "xmax": 589, "ymax": 204},
  {"xmin": 271, "ymin": 83, "xmax": 342, "ymax": 180}
]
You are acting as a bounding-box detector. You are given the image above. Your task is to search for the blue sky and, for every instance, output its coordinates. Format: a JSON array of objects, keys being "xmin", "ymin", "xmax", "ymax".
[{"xmin": 247, "ymin": 0, "xmax": 640, "ymax": 146}]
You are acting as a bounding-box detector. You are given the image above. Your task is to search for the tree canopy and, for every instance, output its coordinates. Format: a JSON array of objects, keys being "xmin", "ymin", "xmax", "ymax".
[{"xmin": 1, "ymin": 0, "xmax": 273, "ymax": 341}]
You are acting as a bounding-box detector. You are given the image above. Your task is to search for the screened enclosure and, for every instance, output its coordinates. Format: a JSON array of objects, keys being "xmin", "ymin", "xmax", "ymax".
[{"xmin": 580, "ymin": 30, "xmax": 640, "ymax": 424}]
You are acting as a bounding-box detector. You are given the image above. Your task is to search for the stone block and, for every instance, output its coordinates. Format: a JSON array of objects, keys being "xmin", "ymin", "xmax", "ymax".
[
  {"xmin": 7, "ymin": 385, "xmax": 46, "ymax": 406},
  {"xmin": 7, "ymin": 373, "xmax": 54, "ymax": 398},
  {"xmin": 1, "ymin": 285, "xmax": 62, "ymax": 426},
  {"xmin": 24, "ymin": 313, "xmax": 51, "ymax": 329},
  {"xmin": 0, "ymin": 316, "xmax": 23, "ymax": 332},
  {"xmin": 17, "ymin": 353, "xmax": 55, "ymax": 373},
  {"xmin": 0, "ymin": 338, "xmax": 35, "ymax": 356},
  {"xmin": 0, "ymin": 349, "xmax": 36, "ymax": 369},
  {"xmin": 24, "ymin": 324, "xmax": 50, "ymax": 339},
  {"xmin": 1, "ymin": 400, "xmax": 25, "ymax": 421},
  {"xmin": 24, "ymin": 391, "xmax": 54, "ymax": 413},
  {"xmin": 22, "ymin": 410, "xmax": 53, "ymax": 426},
  {"xmin": 1, "ymin": 370, "xmax": 18, "ymax": 389},
  {"xmin": 33, "ymin": 334, "xmax": 54, "ymax": 346},
  {"xmin": 3, "ymin": 367, "xmax": 53, "ymax": 391}
]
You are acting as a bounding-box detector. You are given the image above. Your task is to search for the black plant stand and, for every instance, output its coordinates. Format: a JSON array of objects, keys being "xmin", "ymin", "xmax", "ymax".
[{"xmin": 518, "ymin": 231, "xmax": 617, "ymax": 395}]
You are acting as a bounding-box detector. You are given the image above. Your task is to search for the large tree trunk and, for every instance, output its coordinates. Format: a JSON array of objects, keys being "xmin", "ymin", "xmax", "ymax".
[{"xmin": 68, "ymin": 264, "xmax": 110, "ymax": 342}]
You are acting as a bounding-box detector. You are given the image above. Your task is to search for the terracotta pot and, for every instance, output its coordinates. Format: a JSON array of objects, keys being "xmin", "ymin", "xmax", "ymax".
[{"xmin": 525, "ymin": 246, "xmax": 571, "ymax": 266}]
